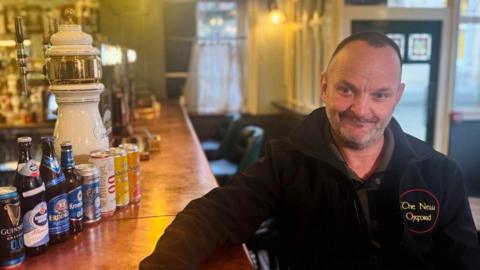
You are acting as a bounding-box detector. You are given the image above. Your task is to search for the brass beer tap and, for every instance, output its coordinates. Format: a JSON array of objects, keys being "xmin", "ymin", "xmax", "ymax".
[{"xmin": 14, "ymin": 16, "xmax": 29, "ymax": 97}]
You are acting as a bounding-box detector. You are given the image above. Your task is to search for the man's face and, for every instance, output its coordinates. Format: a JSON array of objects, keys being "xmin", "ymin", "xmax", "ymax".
[{"xmin": 321, "ymin": 40, "xmax": 405, "ymax": 149}]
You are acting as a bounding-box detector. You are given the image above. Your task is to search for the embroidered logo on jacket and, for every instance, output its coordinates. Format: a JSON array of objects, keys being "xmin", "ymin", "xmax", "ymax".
[{"xmin": 400, "ymin": 189, "xmax": 440, "ymax": 234}]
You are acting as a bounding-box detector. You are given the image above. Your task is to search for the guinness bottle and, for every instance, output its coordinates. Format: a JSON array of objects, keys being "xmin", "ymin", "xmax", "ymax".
[
  {"xmin": 14, "ymin": 137, "xmax": 49, "ymax": 256},
  {"xmin": 40, "ymin": 137, "xmax": 70, "ymax": 243}
]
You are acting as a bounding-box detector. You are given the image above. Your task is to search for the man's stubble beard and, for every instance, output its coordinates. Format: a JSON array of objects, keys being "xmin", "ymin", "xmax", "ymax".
[{"xmin": 325, "ymin": 107, "xmax": 392, "ymax": 150}]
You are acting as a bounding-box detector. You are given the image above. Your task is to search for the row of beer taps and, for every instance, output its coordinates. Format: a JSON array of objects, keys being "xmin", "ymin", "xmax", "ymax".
[{"xmin": 14, "ymin": 10, "xmax": 67, "ymax": 97}]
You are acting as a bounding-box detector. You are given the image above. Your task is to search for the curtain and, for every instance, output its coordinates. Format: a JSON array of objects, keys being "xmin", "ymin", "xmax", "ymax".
[
  {"xmin": 185, "ymin": 0, "xmax": 247, "ymax": 114},
  {"xmin": 185, "ymin": 40, "xmax": 246, "ymax": 114}
]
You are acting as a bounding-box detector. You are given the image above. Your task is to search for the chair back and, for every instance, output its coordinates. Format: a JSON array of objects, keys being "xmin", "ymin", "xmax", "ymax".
[
  {"xmin": 235, "ymin": 126, "xmax": 264, "ymax": 172},
  {"xmin": 216, "ymin": 113, "xmax": 242, "ymax": 158}
]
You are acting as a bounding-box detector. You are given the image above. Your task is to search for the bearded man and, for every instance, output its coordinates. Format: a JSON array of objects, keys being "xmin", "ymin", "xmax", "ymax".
[{"xmin": 140, "ymin": 32, "xmax": 480, "ymax": 270}]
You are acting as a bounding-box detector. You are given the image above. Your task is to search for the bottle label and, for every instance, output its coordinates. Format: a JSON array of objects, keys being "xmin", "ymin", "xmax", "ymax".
[
  {"xmin": 22, "ymin": 183, "xmax": 45, "ymax": 198},
  {"xmin": 45, "ymin": 174, "xmax": 65, "ymax": 188},
  {"xmin": 68, "ymin": 186, "xmax": 83, "ymax": 220},
  {"xmin": 23, "ymin": 201, "xmax": 49, "ymax": 247},
  {"xmin": 47, "ymin": 194, "xmax": 70, "ymax": 235},
  {"xmin": 61, "ymin": 150, "xmax": 75, "ymax": 169},
  {"xmin": 42, "ymin": 156, "xmax": 62, "ymax": 174},
  {"xmin": 17, "ymin": 160, "xmax": 39, "ymax": 178}
]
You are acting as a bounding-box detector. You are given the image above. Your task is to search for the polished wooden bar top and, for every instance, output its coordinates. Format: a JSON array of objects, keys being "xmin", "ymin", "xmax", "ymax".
[{"xmin": 20, "ymin": 101, "xmax": 254, "ymax": 270}]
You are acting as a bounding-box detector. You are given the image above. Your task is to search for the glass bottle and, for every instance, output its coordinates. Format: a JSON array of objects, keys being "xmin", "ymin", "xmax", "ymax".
[
  {"xmin": 60, "ymin": 141, "xmax": 83, "ymax": 234},
  {"xmin": 40, "ymin": 136, "xmax": 70, "ymax": 244},
  {"xmin": 14, "ymin": 137, "xmax": 49, "ymax": 256}
]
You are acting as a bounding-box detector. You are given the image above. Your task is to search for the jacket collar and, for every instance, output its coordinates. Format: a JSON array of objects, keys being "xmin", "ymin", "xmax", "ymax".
[{"xmin": 288, "ymin": 107, "xmax": 438, "ymax": 170}]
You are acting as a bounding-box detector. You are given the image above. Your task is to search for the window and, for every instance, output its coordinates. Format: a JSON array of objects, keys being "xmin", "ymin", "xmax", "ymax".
[
  {"xmin": 286, "ymin": 0, "xmax": 334, "ymax": 112},
  {"xmin": 345, "ymin": 0, "xmax": 447, "ymax": 8},
  {"xmin": 184, "ymin": 1, "xmax": 247, "ymax": 114},
  {"xmin": 197, "ymin": 2, "xmax": 238, "ymax": 38},
  {"xmin": 453, "ymin": 0, "xmax": 480, "ymax": 109},
  {"xmin": 386, "ymin": 0, "xmax": 447, "ymax": 8}
]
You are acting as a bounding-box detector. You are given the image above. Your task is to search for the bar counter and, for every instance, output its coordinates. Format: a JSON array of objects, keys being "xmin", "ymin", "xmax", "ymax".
[{"xmin": 19, "ymin": 101, "xmax": 254, "ymax": 270}]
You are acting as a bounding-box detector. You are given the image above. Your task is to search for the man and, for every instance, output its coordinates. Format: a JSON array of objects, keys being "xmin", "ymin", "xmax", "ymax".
[{"xmin": 140, "ymin": 32, "xmax": 480, "ymax": 269}]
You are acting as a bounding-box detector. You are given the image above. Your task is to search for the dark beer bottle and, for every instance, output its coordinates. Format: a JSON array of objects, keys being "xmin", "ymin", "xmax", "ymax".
[
  {"xmin": 40, "ymin": 137, "xmax": 70, "ymax": 244},
  {"xmin": 60, "ymin": 142, "xmax": 83, "ymax": 234},
  {"xmin": 14, "ymin": 137, "xmax": 49, "ymax": 256}
]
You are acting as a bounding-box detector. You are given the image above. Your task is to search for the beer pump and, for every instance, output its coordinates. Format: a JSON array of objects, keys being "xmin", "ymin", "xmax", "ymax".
[{"xmin": 15, "ymin": 9, "xmax": 109, "ymax": 161}]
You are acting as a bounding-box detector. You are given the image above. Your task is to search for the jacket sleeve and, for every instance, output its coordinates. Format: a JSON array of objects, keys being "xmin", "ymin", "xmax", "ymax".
[
  {"xmin": 434, "ymin": 159, "xmax": 480, "ymax": 270},
  {"xmin": 139, "ymin": 141, "xmax": 284, "ymax": 270}
]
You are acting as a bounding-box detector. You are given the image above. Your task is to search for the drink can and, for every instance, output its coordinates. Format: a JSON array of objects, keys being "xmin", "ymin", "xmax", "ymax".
[
  {"xmin": 0, "ymin": 187, "xmax": 24, "ymax": 268},
  {"xmin": 120, "ymin": 144, "xmax": 141, "ymax": 203},
  {"xmin": 109, "ymin": 147, "xmax": 129, "ymax": 208},
  {"xmin": 89, "ymin": 150, "xmax": 116, "ymax": 217},
  {"xmin": 75, "ymin": 164, "xmax": 101, "ymax": 224}
]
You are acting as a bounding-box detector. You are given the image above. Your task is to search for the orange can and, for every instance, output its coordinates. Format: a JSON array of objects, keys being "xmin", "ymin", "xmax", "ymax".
[{"xmin": 120, "ymin": 143, "xmax": 141, "ymax": 203}]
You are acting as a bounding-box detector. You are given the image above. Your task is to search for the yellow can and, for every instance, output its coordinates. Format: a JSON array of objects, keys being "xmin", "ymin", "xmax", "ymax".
[
  {"xmin": 120, "ymin": 143, "xmax": 141, "ymax": 204},
  {"xmin": 109, "ymin": 147, "xmax": 129, "ymax": 208}
]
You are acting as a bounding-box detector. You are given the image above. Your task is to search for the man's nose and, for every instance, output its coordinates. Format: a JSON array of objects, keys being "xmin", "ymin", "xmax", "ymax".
[{"xmin": 350, "ymin": 95, "xmax": 370, "ymax": 117}]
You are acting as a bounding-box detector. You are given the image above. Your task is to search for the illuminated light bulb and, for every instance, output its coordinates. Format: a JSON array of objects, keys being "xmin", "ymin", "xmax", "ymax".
[
  {"xmin": 269, "ymin": 9, "xmax": 285, "ymax": 25},
  {"xmin": 0, "ymin": 39, "xmax": 30, "ymax": 47},
  {"xmin": 0, "ymin": 40, "xmax": 16, "ymax": 47},
  {"xmin": 209, "ymin": 17, "xmax": 216, "ymax": 26}
]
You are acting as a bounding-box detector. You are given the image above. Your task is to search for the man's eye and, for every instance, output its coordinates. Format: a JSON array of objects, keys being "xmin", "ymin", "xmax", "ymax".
[
  {"xmin": 338, "ymin": 87, "xmax": 352, "ymax": 94},
  {"xmin": 373, "ymin": 92, "xmax": 390, "ymax": 100}
]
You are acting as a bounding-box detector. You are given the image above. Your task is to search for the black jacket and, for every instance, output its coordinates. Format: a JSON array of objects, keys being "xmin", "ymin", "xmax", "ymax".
[{"xmin": 140, "ymin": 108, "xmax": 480, "ymax": 270}]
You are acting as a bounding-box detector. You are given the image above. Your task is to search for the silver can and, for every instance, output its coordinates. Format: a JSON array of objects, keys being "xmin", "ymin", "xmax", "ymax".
[
  {"xmin": 89, "ymin": 150, "xmax": 116, "ymax": 217},
  {"xmin": 75, "ymin": 164, "xmax": 101, "ymax": 224}
]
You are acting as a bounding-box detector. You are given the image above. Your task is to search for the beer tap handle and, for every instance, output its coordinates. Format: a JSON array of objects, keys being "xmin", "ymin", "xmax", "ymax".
[
  {"xmin": 64, "ymin": 8, "xmax": 76, "ymax": 24},
  {"xmin": 14, "ymin": 17, "xmax": 24, "ymax": 43},
  {"xmin": 14, "ymin": 16, "xmax": 29, "ymax": 97},
  {"xmin": 42, "ymin": 12, "xmax": 52, "ymax": 52}
]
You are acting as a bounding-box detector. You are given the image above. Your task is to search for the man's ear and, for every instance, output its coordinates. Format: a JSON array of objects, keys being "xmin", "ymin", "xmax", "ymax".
[
  {"xmin": 395, "ymin": 83, "xmax": 405, "ymax": 105},
  {"xmin": 320, "ymin": 72, "xmax": 327, "ymax": 99}
]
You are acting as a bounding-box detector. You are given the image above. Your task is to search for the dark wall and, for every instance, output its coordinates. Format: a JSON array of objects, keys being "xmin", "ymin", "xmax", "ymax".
[
  {"xmin": 99, "ymin": 0, "xmax": 166, "ymax": 98},
  {"xmin": 164, "ymin": 1, "xmax": 196, "ymax": 98},
  {"xmin": 449, "ymin": 120, "xmax": 480, "ymax": 196}
]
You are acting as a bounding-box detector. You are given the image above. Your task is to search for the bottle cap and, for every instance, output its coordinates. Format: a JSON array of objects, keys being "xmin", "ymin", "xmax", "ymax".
[
  {"xmin": 41, "ymin": 136, "xmax": 54, "ymax": 143},
  {"xmin": 61, "ymin": 141, "xmax": 73, "ymax": 148},
  {"xmin": 17, "ymin": 137, "xmax": 32, "ymax": 143}
]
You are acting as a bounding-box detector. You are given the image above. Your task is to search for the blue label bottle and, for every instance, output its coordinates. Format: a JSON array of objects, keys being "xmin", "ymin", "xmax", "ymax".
[
  {"xmin": 40, "ymin": 137, "xmax": 70, "ymax": 244},
  {"xmin": 61, "ymin": 142, "xmax": 83, "ymax": 234}
]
